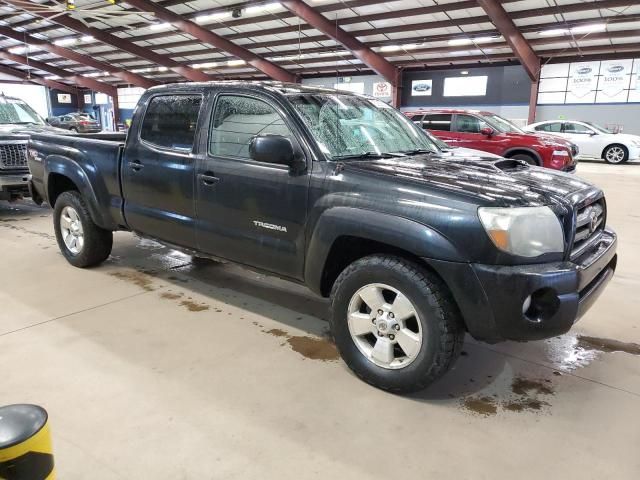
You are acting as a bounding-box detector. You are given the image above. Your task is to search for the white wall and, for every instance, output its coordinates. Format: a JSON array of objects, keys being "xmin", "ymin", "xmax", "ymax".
[
  {"xmin": 0, "ymin": 84, "xmax": 49, "ymax": 118},
  {"xmin": 301, "ymin": 74, "xmax": 392, "ymax": 100}
]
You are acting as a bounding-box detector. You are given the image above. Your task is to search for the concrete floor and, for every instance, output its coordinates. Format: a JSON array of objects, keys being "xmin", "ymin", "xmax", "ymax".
[{"xmin": 1, "ymin": 162, "xmax": 639, "ymax": 479}]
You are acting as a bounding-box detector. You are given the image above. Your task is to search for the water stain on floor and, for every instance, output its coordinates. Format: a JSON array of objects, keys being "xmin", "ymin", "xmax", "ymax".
[
  {"xmin": 576, "ymin": 335, "xmax": 640, "ymax": 356},
  {"xmin": 263, "ymin": 328, "xmax": 339, "ymax": 362},
  {"xmin": 109, "ymin": 270, "xmax": 155, "ymax": 291},
  {"xmin": 460, "ymin": 375, "xmax": 555, "ymax": 417},
  {"xmin": 179, "ymin": 300, "xmax": 210, "ymax": 312},
  {"xmin": 160, "ymin": 292, "xmax": 183, "ymax": 300}
]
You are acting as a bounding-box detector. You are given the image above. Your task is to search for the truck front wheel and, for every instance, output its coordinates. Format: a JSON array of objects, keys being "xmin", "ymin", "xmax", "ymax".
[
  {"xmin": 330, "ymin": 255, "xmax": 465, "ymax": 393},
  {"xmin": 53, "ymin": 191, "xmax": 113, "ymax": 268}
]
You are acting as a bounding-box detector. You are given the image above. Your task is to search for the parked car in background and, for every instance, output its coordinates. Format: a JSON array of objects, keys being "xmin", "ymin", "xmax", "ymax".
[
  {"xmin": 47, "ymin": 112, "xmax": 101, "ymax": 133},
  {"xmin": 0, "ymin": 94, "xmax": 66, "ymax": 201},
  {"xmin": 406, "ymin": 112, "xmax": 502, "ymax": 159},
  {"xmin": 28, "ymin": 82, "xmax": 617, "ymax": 392},
  {"xmin": 524, "ymin": 120, "xmax": 640, "ymax": 164},
  {"xmin": 407, "ymin": 109, "xmax": 578, "ymax": 171}
]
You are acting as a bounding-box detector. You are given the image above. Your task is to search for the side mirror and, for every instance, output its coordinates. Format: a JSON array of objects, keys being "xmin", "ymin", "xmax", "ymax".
[
  {"xmin": 589, "ymin": 131, "xmax": 598, "ymax": 136},
  {"xmin": 249, "ymin": 134, "xmax": 306, "ymax": 173},
  {"xmin": 480, "ymin": 127, "xmax": 494, "ymax": 137}
]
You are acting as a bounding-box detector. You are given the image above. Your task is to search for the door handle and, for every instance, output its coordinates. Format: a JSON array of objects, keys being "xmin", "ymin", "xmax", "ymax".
[
  {"xmin": 199, "ymin": 171, "xmax": 219, "ymax": 186},
  {"xmin": 128, "ymin": 160, "xmax": 144, "ymax": 171}
]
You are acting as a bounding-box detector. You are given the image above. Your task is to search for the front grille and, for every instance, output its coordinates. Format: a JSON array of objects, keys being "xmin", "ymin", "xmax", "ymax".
[
  {"xmin": 571, "ymin": 199, "xmax": 605, "ymax": 260},
  {"xmin": 0, "ymin": 142, "xmax": 28, "ymax": 169}
]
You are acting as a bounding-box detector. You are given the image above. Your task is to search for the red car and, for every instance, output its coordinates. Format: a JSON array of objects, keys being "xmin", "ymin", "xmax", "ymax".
[{"xmin": 406, "ymin": 109, "xmax": 577, "ymax": 171}]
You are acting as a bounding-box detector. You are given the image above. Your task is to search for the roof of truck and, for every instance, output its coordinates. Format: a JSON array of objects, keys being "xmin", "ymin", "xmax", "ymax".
[{"xmin": 147, "ymin": 81, "xmax": 367, "ymax": 97}]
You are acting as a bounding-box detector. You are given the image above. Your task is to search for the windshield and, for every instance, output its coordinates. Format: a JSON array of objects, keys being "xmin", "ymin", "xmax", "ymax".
[
  {"xmin": 0, "ymin": 97, "xmax": 44, "ymax": 125},
  {"xmin": 483, "ymin": 113, "xmax": 524, "ymax": 134},
  {"xmin": 287, "ymin": 93, "xmax": 437, "ymax": 159},
  {"xmin": 584, "ymin": 122, "xmax": 613, "ymax": 134}
]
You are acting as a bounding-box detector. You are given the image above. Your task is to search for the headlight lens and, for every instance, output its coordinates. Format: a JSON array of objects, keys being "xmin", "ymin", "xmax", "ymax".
[{"xmin": 478, "ymin": 206, "xmax": 564, "ymax": 257}]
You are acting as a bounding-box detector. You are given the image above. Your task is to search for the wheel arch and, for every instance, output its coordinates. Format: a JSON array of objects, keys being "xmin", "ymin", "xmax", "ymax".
[
  {"xmin": 45, "ymin": 158, "xmax": 111, "ymax": 229},
  {"xmin": 304, "ymin": 207, "xmax": 465, "ymax": 297},
  {"xmin": 502, "ymin": 147, "xmax": 542, "ymax": 165}
]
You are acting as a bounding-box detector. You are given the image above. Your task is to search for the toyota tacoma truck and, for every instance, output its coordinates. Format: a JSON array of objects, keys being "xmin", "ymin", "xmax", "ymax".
[{"xmin": 27, "ymin": 82, "xmax": 617, "ymax": 393}]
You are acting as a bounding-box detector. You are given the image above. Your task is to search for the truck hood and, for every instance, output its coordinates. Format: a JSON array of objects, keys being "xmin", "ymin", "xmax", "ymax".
[
  {"xmin": 0, "ymin": 123, "xmax": 66, "ymax": 134},
  {"xmin": 339, "ymin": 154, "xmax": 597, "ymax": 208}
]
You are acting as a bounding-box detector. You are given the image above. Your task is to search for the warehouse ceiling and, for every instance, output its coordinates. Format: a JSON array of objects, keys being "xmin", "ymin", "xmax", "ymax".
[{"xmin": 0, "ymin": 0, "xmax": 638, "ymax": 90}]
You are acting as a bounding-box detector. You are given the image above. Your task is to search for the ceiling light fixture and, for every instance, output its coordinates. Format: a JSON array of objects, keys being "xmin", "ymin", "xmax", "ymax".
[
  {"xmin": 150, "ymin": 22, "xmax": 171, "ymax": 30},
  {"xmin": 570, "ymin": 23, "xmax": 606, "ymax": 34},
  {"xmin": 192, "ymin": 61, "xmax": 219, "ymax": 69},
  {"xmin": 81, "ymin": 35, "xmax": 95, "ymax": 42},
  {"xmin": 195, "ymin": 12, "xmax": 230, "ymax": 23},
  {"xmin": 53, "ymin": 38, "xmax": 76, "ymax": 46},
  {"xmin": 380, "ymin": 45, "xmax": 401, "ymax": 52},
  {"xmin": 227, "ymin": 59, "xmax": 246, "ymax": 66},
  {"xmin": 539, "ymin": 28, "xmax": 567, "ymax": 36}
]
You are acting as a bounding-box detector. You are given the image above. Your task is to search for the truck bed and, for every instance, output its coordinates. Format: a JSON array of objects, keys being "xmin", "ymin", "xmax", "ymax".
[{"xmin": 28, "ymin": 131, "xmax": 127, "ymax": 230}]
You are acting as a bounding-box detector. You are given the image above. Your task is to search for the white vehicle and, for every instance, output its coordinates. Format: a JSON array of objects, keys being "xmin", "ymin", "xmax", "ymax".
[{"xmin": 524, "ymin": 120, "xmax": 640, "ymax": 164}]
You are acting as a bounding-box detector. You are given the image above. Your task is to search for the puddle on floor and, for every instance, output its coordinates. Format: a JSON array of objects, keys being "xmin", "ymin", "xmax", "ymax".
[
  {"xmin": 460, "ymin": 375, "xmax": 555, "ymax": 417},
  {"xmin": 263, "ymin": 327, "xmax": 339, "ymax": 362},
  {"xmin": 576, "ymin": 335, "xmax": 640, "ymax": 356}
]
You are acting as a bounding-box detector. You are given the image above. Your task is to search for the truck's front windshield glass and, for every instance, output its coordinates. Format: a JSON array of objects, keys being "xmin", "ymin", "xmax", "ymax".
[
  {"xmin": 287, "ymin": 93, "xmax": 437, "ymax": 159},
  {"xmin": 0, "ymin": 97, "xmax": 44, "ymax": 125}
]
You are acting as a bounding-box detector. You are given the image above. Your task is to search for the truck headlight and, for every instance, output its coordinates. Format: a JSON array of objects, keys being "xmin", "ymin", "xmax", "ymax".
[{"xmin": 478, "ymin": 206, "xmax": 564, "ymax": 257}]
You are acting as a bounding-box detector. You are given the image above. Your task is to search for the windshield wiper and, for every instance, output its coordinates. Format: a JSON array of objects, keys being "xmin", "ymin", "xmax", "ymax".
[
  {"xmin": 13, "ymin": 121, "xmax": 39, "ymax": 125},
  {"xmin": 333, "ymin": 151, "xmax": 405, "ymax": 160},
  {"xmin": 395, "ymin": 148, "xmax": 435, "ymax": 155}
]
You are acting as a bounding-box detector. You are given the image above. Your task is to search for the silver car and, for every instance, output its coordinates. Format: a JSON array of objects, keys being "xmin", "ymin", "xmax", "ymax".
[{"xmin": 47, "ymin": 113, "xmax": 101, "ymax": 133}]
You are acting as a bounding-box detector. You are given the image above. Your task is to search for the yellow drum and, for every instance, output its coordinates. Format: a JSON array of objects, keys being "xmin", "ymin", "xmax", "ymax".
[{"xmin": 0, "ymin": 404, "xmax": 55, "ymax": 479}]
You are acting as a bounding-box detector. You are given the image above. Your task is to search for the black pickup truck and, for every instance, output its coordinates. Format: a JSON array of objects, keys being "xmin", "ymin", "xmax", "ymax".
[{"xmin": 28, "ymin": 82, "xmax": 617, "ymax": 392}]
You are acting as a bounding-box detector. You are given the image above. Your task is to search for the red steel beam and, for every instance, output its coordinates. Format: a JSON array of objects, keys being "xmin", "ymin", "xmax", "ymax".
[
  {"xmin": 0, "ymin": 63, "xmax": 77, "ymax": 94},
  {"xmin": 124, "ymin": 0, "xmax": 296, "ymax": 83},
  {"xmin": 2, "ymin": 0, "xmax": 210, "ymax": 83},
  {"xmin": 280, "ymin": 0, "xmax": 400, "ymax": 86},
  {"xmin": 0, "ymin": 51, "xmax": 117, "ymax": 97},
  {"xmin": 0, "ymin": 26, "xmax": 157, "ymax": 89},
  {"xmin": 476, "ymin": 0, "xmax": 540, "ymax": 81}
]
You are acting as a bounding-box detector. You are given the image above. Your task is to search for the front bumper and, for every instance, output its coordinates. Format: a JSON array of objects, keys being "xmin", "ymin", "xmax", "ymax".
[
  {"xmin": 426, "ymin": 228, "xmax": 617, "ymax": 343},
  {"xmin": 0, "ymin": 172, "xmax": 31, "ymax": 200}
]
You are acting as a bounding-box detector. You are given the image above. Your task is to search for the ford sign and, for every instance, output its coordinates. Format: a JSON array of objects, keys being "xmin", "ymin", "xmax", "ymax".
[
  {"xmin": 608, "ymin": 65, "xmax": 625, "ymax": 73},
  {"xmin": 577, "ymin": 67, "xmax": 593, "ymax": 75}
]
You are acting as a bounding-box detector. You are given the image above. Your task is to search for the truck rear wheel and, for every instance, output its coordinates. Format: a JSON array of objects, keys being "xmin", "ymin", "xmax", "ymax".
[
  {"xmin": 330, "ymin": 255, "xmax": 465, "ymax": 393},
  {"xmin": 53, "ymin": 191, "xmax": 113, "ymax": 268}
]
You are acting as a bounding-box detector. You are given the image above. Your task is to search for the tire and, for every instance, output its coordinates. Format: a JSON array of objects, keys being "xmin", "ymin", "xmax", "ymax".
[
  {"xmin": 53, "ymin": 191, "xmax": 113, "ymax": 268},
  {"xmin": 330, "ymin": 255, "xmax": 465, "ymax": 393},
  {"xmin": 509, "ymin": 153, "xmax": 538, "ymax": 165},
  {"xmin": 70, "ymin": 127, "xmax": 78, "ymax": 133},
  {"xmin": 603, "ymin": 144, "xmax": 628, "ymax": 164}
]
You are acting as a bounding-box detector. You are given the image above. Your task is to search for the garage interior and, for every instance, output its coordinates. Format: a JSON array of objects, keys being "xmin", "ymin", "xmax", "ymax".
[{"xmin": 1, "ymin": 0, "xmax": 639, "ymax": 478}]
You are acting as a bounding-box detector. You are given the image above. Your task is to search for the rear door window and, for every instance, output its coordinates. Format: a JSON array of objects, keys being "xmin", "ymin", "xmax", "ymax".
[
  {"xmin": 423, "ymin": 114, "xmax": 452, "ymax": 132},
  {"xmin": 140, "ymin": 94, "xmax": 203, "ymax": 151}
]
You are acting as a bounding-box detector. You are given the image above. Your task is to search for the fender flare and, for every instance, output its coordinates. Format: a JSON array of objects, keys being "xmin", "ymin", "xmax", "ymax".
[
  {"xmin": 502, "ymin": 147, "xmax": 542, "ymax": 165},
  {"xmin": 44, "ymin": 155, "xmax": 113, "ymax": 230},
  {"xmin": 304, "ymin": 207, "xmax": 465, "ymax": 295}
]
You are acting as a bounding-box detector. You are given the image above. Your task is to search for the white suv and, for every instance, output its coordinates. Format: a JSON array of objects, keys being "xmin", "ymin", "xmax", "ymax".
[{"xmin": 524, "ymin": 120, "xmax": 640, "ymax": 164}]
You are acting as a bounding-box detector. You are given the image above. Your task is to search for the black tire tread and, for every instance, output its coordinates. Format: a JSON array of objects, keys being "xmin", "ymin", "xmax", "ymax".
[
  {"xmin": 53, "ymin": 190, "xmax": 113, "ymax": 268},
  {"xmin": 330, "ymin": 254, "xmax": 465, "ymax": 393}
]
